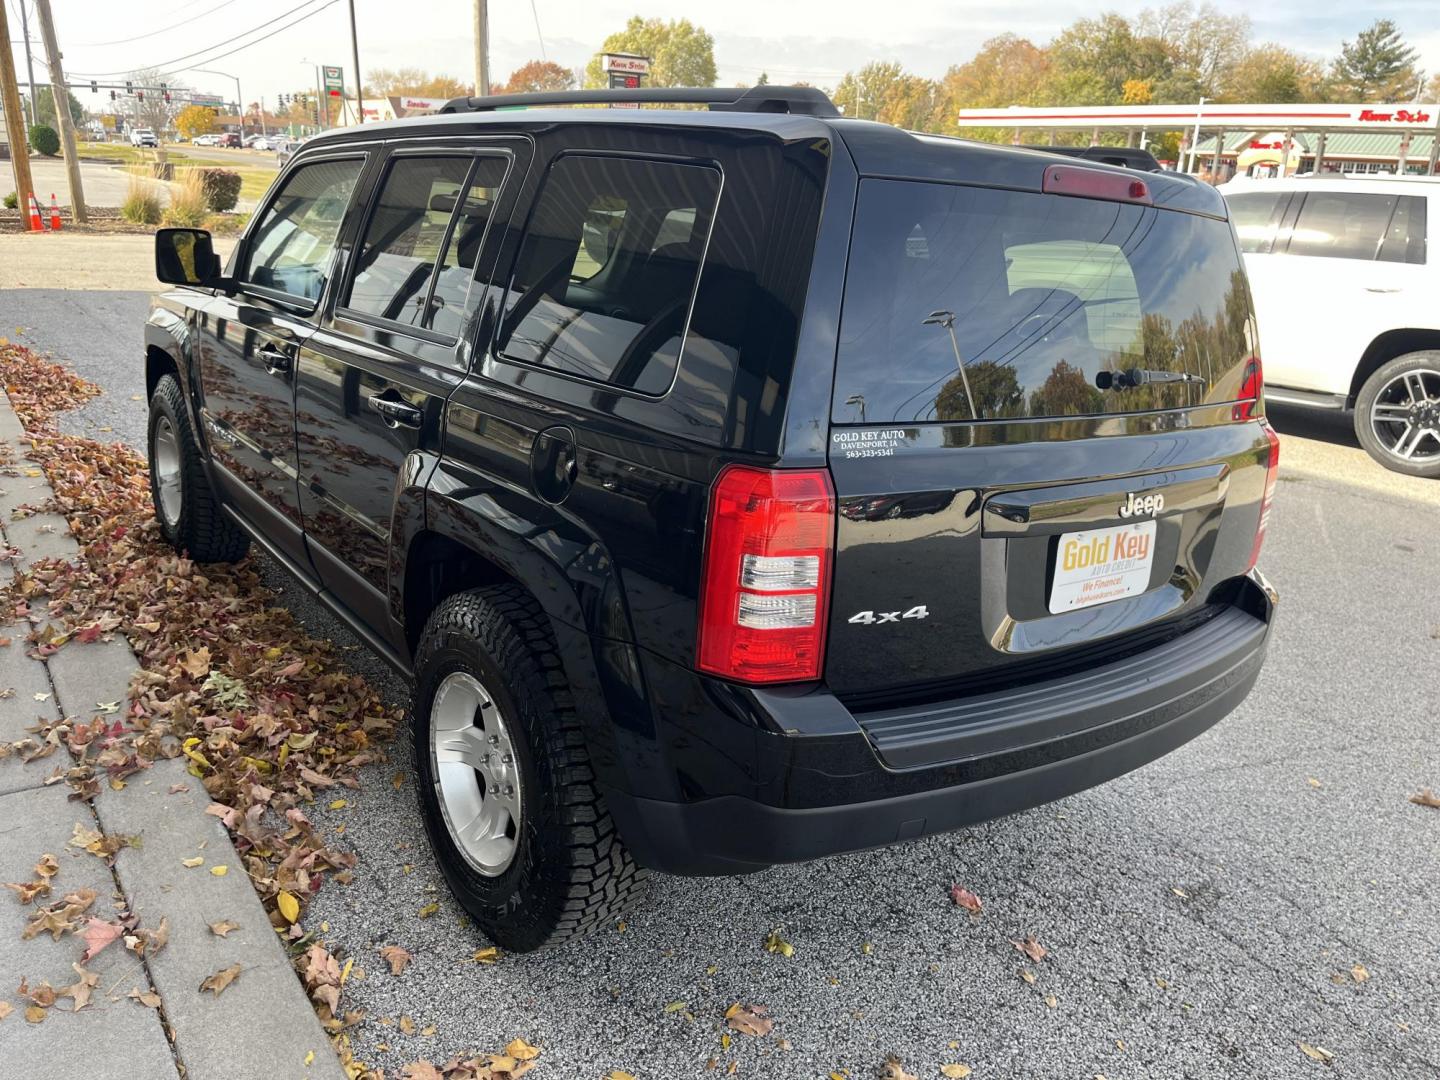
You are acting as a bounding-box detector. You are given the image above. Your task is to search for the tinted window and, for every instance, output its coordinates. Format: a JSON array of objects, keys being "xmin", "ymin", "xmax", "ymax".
[
  {"xmin": 345, "ymin": 155, "xmax": 508, "ymax": 335},
  {"xmin": 1227, "ymin": 191, "xmax": 1289, "ymax": 254},
  {"xmin": 242, "ymin": 159, "xmax": 363, "ymax": 301},
  {"xmin": 497, "ymin": 155, "xmax": 721, "ymax": 395},
  {"xmin": 834, "ymin": 179, "xmax": 1254, "ymax": 424},
  {"xmin": 1378, "ymin": 195, "xmax": 1427, "ymax": 265},
  {"xmin": 1287, "ymin": 191, "xmax": 1395, "ymax": 261}
]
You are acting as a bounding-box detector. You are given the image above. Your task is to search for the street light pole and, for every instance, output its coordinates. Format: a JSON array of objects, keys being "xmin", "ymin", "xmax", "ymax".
[
  {"xmin": 190, "ymin": 70, "xmax": 242, "ymax": 137},
  {"xmin": 347, "ymin": 0, "xmax": 364, "ymax": 123},
  {"xmin": 473, "ymin": 0, "xmax": 490, "ymax": 96},
  {"xmin": 17, "ymin": 0, "xmax": 38, "ymax": 125},
  {"xmin": 34, "ymin": 0, "xmax": 87, "ymax": 223},
  {"xmin": 922, "ymin": 310, "xmax": 977, "ymax": 420}
]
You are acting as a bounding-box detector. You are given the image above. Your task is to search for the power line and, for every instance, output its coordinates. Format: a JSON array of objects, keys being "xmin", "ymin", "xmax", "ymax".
[
  {"xmin": 73, "ymin": 0, "xmax": 240, "ymax": 48},
  {"xmin": 163, "ymin": 0, "xmax": 339, "ymax": 79},
  {"xmin": 69, "ymin": 0, "xmax": 333, "ymax": 78},
  {"xmin": 529, "ymin": 0, "xmax": 546, "ymax": 61}
]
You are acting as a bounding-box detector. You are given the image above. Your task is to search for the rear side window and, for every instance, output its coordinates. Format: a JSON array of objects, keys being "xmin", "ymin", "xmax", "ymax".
[
  {"xmin": 1286, "ymin": 191, "xmax": 1396, "ymax": 261},
  {"xmin": 1227, "ymin": 191, "xmax": 1289, "ymax": 254},
  {"xmin": 833, "ymin": 179, "xmax": 1253, "ymax": 424},
  {"xmin": 1378, "ymin": 195, "xmax": 1427, "ymax": 265},
  {"xmin": 242, "ymin": 159, "xmax": 363, "ymax": 301},
  {"xmin": 497, "ymin": 155, "xmax": 721, "ymax": 395},
  {"xmin": 345, "ymin": 154, "xmax": 509, "ymax": 335}
]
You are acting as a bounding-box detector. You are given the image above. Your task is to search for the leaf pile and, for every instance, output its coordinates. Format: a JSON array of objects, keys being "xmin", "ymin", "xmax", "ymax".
[{"xmin": 0, "ymin": 344, "xmax": 399, "ymax": 1068}]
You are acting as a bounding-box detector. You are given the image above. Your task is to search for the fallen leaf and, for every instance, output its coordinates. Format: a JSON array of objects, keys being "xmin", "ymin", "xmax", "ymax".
[
  {"xmin": 35, "ymin": 853, "xmax": 58, "ymax": 879},
  {"xmin": 181, "ymin": 856, "xmax": 204, "ymax": 868},
  {"xmin": 178, "ymin": 646, "xmax": 211, "ymax": 680},
  {"xmin": 0, "ymin": 1002, "xmax": 10, "ymax": 1021},
  {"xmin": 277, "ymin": 890, "xmax": 300, "ymax": 923},
  {"xmin": 725, "ymin": 1002, "xmax": 774, "ymax": 1037},
  {"xmin": 329, "ymin": 799, "xmax": 348, "ymax": 810},
  {"xmin": 949, "ymin": 885, "xmax": 983, "ymax": 914},
  {"xmin": 25, "ymin": 1005, "xmax": 46, "ymax": 1024},
  {"xmin": 60, "ymin": 964, "xmax": 100, "ymax": 1011},
  {"xmin": 128, "ymin": 987, "xmax": 162, "ymax": 1008},
  {"xmin": 399, "ymin": 1015, "xmax": 416, "ymax": 1035},
  {"xmin": 471, "ymin": 946, "xmax": 500, "ymax": 964},
  {"xmin": 763, "ymin": 928, "xmax": 795, "ymax": 957},
  {"xmin": 1044, "ymin": 994, "xmax": 1058, "ymax": 1008},
  {"xmin": 878, "ymin": 1058, "xmax": 918, "ymax": 1080},
  {"xmin": 1299, "ymin": 1042, "xmax": 1335, "ymax": 1064},
  {"xmin": 417, "ymin": 901, "xmax": 440, "ymax": 919},
  {"xmin": 209, "ymin": 865, "xmax": 228, "ymax": 877},
  {"xmin": 209, "ymin": 920, "xmax": 240, "ymax": 937},
  {"xmin": 1306, "ymin": 777, "xmax": 1322, "ymax": 788},
  {"xmin": 380, "ymin": 944, "xmax": 412, "ymax": 976},
  {"xmin": 1409, "ymin": 789, "xmax": 1440, "ymax": 809},
  {"xmin": 200, "ymin": 963, "xmax": 242, "ymax": 997},
  {"xmin": 1012, "ymin": 936, "xmax": 1048, "ymax": 963},
  {"xmin": 664, "ymin": 1000, "xmax": 688, "ymax": 1013},
  {"xmin": 81, "ymin": 918, "xmax": 124, "ymax": 962},
  {"xmin": 1350, "ymin": 964, "xmax": 1370, "ymax": 983},
  {"xmin": 605, "ymin": 1072, "xmax": 638, "ymax": 1080},
  {"xmin": 506, "ymin": 1038, "xmax": 541, "ymax": 1061},
  {"xmin": 941, "ymin": 1066, "xmax": 973, "ymax": 1079},
  {"xmin": 1019, "ymin": 969, "xmax": 1037, "ymax": 985}
]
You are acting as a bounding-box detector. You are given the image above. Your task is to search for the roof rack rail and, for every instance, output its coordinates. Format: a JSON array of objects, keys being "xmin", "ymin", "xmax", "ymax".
[{"xmin": 437, "ymin": 85, "xmax": 840, "ymax": 118}]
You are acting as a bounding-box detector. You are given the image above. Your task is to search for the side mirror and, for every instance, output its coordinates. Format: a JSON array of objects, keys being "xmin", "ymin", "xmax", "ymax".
[{"xmin": 155, "ymin": 228, "xmax": 223, "ymax": 288}]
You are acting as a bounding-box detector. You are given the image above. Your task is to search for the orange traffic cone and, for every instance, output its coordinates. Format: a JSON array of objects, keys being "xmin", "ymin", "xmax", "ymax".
[
  {"xmin": 48, "ymin": 194, "xmax": 62, "ymax": 231},
  {"xmin": 27, "ymin": 193, "xmax": 43, "ymax": 231}
]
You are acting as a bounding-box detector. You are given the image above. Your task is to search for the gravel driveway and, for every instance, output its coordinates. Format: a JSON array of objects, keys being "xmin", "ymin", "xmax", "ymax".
[{"xmin": 4, "ymin": 284, "xmax": 1438, "ymax": 1079}]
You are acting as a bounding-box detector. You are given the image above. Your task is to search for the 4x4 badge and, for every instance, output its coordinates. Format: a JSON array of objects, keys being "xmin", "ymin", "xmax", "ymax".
[{"xmin": 1118, "ymin": 491, "xmax": 1164, "ymax": 518}]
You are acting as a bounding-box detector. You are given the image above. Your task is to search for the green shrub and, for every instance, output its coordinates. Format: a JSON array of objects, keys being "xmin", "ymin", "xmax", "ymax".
[
  {"xmin": 2, "ymin": 192, "xmax": 16, "ymax": 210},
  {"xmin": 161, "ymin": 169, "xmax": 208, "ymax": 228},
  {"xmin": 28, "ymin": 125, "xmax": 59, "ymax": 157},
  {"xmin": 120, "ymin": 171, "xmax": 162, "ymax": 226},
  {"xmin": 198, "ymin": 168, "xmax": 242, "ymax": 213}
]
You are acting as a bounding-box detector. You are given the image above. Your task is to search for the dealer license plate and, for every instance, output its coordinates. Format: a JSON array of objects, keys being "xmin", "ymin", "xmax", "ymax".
[{"xmin": 1049, "ymin": 520, "xmax": 1157, "ymax": 614}]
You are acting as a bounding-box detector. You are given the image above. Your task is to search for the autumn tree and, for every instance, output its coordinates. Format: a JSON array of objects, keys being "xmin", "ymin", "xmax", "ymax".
[
  {"xmin": 175, "ymin": 104, "xmax": 218, "ymax": 140},
  {"xmin": 935, "ymin": 35, "xmax": 1051, "ymax": 140},
  {"xmin": 34, "ymin": 86, "xmax": 83, "ymax": 129},
  {"xmin": 364, "ymin": 67, "xmax": 472, "ymax": 99},
  {"xmin": 498, "ymin": 60, "xmax": 576, "ymax": 94},
  {"xmin": 1136, "ymin": 2, "xmax": 1251, "ymax": 99},
  {"xmin": 1222, "ymin": 44, "xmax": 1330, "ymax": 103},
  {"xmin": 583, "ymin": 17, "xmax": 717, "ymax": 88},
  {"xmin": 1331, "ymin": 19, "xmax": 1422, "ymax": 100},
  {"xmin": 832, "ymin": 62, "xmax": 941, "ymax": 127}
]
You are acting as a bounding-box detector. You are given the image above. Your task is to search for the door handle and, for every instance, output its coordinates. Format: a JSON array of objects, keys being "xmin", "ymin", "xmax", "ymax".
[
  {"xmin": 258, "ymin": 344, "xmax": 292, "ymax": 375},
  {"xmin": 367, "ymin": 393, "xmax": 423, "ymax": 429}
]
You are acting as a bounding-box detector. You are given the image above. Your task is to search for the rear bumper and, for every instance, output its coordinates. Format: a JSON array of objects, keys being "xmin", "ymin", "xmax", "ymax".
[{"xmin": 606, "ymin": 571, "xmax": 1276, "ymax": 876}]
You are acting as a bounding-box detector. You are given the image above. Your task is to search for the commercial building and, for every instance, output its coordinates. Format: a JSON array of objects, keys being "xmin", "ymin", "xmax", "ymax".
[{"xmin": 955, "ymin": 102, "xmax": 1440, "ymax": 180}]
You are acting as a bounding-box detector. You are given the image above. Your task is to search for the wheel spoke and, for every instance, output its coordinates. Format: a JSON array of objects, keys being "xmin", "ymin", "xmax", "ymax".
[
  {"xmin": 1372, "ymin": 402, "xmax": 1410, "ymax": 419},
  {"xmin": 1394, "ymin": 424, "xmax": 1426, "ymax": 459},
  {"xmin": 434, "ymin": 724, "xmax": 490, "ymax": 772},
  {"xmin": 1405, "ymin": 372, "xmax": 1430, "ymax": 404}
]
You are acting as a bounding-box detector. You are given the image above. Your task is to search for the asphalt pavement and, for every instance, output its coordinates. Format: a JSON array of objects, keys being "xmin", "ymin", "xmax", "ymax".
[{"xmin": 3, "ymin": 285, "xmax": 1438, "ymax": 1079}]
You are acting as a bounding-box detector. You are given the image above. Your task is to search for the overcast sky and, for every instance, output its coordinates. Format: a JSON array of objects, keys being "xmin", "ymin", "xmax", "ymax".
[{"xmin": 14, "ymin": 0, "xmax": 1440, "ymax": 109}]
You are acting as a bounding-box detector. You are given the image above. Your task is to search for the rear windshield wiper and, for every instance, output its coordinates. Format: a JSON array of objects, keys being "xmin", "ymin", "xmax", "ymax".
[{"xmin": 1096, "ymin": 368, "xmax": 1207, "ymax": 390}]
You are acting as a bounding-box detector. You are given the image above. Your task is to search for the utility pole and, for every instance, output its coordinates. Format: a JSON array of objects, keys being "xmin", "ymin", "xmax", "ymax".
[
  {"xmin": 17, "ymin": 0, "xmax": 38, "ymax": 125},
  {"xmin": 473, "ymin": 0, "xmax": 490, "ymax": 96},
  {"xmin": 347, "ymin": 0, "xmax": 364, "ymax": 123},
  {"xmin": 0, "ymin": 1, "xmax": 37, "ymax": 228},
  {"xmin": 33, "ymin": 0, "xmax": 86, "ymax": 223}
]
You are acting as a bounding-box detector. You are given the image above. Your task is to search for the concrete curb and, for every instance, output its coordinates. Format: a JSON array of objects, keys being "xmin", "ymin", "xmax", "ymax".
[{"xmin": 0, "ymin": 388, "xmax": 344, "ymax": 1080}]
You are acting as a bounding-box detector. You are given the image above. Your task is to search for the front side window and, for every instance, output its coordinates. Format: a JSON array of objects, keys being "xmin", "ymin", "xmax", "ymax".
[
  {"xmin": 344, "ymin": 154, "xmax": 509, "ymax": 335},
  {"xmin": 1286, "ymin": 191, "xmax": 1396, "ymax": 261},
  {"xmin": 242, "ymin": 159, "xmax": 363, "ymax": 301},
  {"xmin": 1378, "ymin": 195, "xmax": 1427, "ymax": 265},
  {"xmin": 497, "ymin": 155, "xmax": 721, "ymax": 395}
]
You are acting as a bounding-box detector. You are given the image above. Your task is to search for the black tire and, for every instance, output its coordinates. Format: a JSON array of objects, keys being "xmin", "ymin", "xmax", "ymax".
[
  {"xmin": 410, "ymin": 585, "xmax": 646, "ymax": 952},
  {"xmin": 1353, "ymin": 351, "xmax": 1440, "ymax": 479},
  {"xmin": 147, "ymin": 373, "xmax": 250, "ymax": 562}
]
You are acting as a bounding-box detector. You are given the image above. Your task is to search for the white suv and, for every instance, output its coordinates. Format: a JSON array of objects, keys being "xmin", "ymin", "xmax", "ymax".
[
  {"xmin": 1220, "ymin": 175, "xmax": 1439, "ymax": 477},
  {"xmin": 129, "ymin": 128, "xmax": 158, "ymax": 148}
]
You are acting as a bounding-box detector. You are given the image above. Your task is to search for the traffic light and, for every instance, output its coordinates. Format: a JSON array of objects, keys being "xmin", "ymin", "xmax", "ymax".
[
  {"xmin": 90, "ymin": 80, "xmax": 98, "ymax": 93},
  {"xmin": 125, "ymin": 80, "xmax": 133, "ymax": 94},
  {"xmin": 109, "ymin": 90, "xmax": 116, "ymax": 101},
  {"xmin": 163, "ymin": 91, "xmax": 171, "ymax": 103},
  {"xmin": 136, "ymin": 90, "xmax": 145, "ymax": 101}
]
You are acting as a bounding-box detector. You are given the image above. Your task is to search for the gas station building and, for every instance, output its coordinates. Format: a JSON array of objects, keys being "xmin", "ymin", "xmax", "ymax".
[{"xmin": 954, "ymin": 102, "xmax": 1440, "ymax": 180}]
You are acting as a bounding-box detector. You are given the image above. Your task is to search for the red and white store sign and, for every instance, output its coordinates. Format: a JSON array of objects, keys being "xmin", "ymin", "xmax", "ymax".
[
  {"xmin": 602, "ymin": 53, "xmax": 650, "ymax": 75},
  {"xmin": 958, "ymin": 102, "xmax": 1440, "ymax": 131}
]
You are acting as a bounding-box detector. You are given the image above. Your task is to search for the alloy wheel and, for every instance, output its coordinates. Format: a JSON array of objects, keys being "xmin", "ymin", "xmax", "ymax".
[
  {"xmin": 1369, "ymin": 368, "xmax": 1440, "ymax": 465},
  {"xmin": 152, "ymin": 415, "xmax": 183, "ymax": 528},
  {"xmin": 429, "ymin": 670, "xmax": 523, "ymax": 877}
]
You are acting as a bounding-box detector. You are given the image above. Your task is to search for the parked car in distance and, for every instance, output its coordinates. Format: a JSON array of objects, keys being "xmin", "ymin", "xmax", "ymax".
[
  {"xmin": 129, "ymin": 128, "xmax": 158, "ymax": 148},
  {"xmin": 191, "ymin": 133, "xmax": 221, "ymax": 147},
  {"xmin": 1038, "ymin": 144, "xmax": 1164, "ymax": 172},
  {"xmin": 217, "ymin": 132, "xmax": 241, "ymax": 148},
  {"xmin": 143, "ymin": 85, "xmax": 1279, "ymax": 951},
  {"xmin": 1221, "ymin": 175, "xmax": 1440, "ymax": 477},
  {"xmin": 243, "ymin": 134, "xmax": 273, "ymax": 151},
  {"xmin": 274, "ymin": 135, "xmax": 311, "ymax": 167}
]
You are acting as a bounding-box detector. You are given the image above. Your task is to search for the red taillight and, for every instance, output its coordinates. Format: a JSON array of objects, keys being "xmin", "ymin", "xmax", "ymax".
[
  {"xmin": 1249, "ymin": 419, "xmax": 1280, "ymax": 570},
  {"xmin": 697, "ymin": 465, "xmax": 835, "ymax": 684},
  {"xmin": 1234, "ymin": 356, "xmax": 1263, "ymax": 421},
  {"xmin": 1041, "ymin": 164, "xmax": 1153, "ymax": 205}
]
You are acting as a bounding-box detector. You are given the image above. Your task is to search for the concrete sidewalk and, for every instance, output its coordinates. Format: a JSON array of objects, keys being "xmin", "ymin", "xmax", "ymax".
[{"xmin": 0, "ymin": 393, "xmax": 342, "ymax": 1079}]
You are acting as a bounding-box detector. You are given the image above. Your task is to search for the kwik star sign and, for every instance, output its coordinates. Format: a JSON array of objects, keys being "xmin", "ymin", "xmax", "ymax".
[{"xmin": 956, "ymin": 101, "xmax": 1439, "ymax": 131}]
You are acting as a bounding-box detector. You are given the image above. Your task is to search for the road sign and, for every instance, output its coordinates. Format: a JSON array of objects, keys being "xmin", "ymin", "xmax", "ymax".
[{"xmin": 323, "ymin": 66, "xmax": 344, "ymax": 97}]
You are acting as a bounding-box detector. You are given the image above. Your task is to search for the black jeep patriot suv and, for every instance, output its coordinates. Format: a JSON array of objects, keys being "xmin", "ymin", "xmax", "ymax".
[{"xmin": 144, "ymin": 86, "xmax": 1279, "ymax": 951}]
